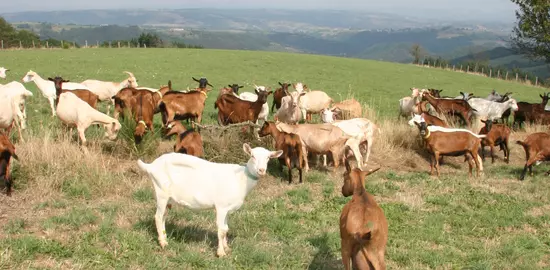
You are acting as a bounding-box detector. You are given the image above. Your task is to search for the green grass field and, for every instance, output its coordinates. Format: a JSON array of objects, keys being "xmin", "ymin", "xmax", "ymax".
[{"xmin": 0, "ymin": 48, "xmax": 549, "ymax": 269}]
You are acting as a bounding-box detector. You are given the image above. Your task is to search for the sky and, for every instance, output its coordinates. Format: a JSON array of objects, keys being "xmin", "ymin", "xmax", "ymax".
[{"xmin": 0, "ymin": 0, "xmax": 518, "ymax": 22}]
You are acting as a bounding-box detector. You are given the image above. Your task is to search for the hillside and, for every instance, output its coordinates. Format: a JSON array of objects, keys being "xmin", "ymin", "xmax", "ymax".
[{"xmin": 0, "ymin": 49, "xmax": 548, "ymax": 269}]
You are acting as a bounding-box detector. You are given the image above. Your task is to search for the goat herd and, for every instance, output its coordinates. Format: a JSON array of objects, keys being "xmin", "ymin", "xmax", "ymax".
[{"xmin": 0, "ymin": 66, "xmax": 548, "ymax": 268}]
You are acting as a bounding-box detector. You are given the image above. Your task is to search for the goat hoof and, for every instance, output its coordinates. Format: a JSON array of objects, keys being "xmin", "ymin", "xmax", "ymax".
[
  {"xmin": 217, "ymin": 248, "xmax": 227, "ymax": 257},
  {"xmin": 159, "ymin": 240, "xmax": 168, "ymax": 249}
]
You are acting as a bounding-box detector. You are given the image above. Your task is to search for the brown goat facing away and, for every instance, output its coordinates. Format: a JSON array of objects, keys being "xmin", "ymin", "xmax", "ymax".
[
  {"xmin": 112, "ymin": 82, "xmax": 172, "ymax": 119},
  {"xmin": 258, "ymin": 121, "xmax": 305, "ymax": 184},
  {"xmin": 0, "ymin": 133, "xmax": 18, "ymax": 196},
  {"xmin": 159, "ymin": 80, "xmax": 212, "ymax": 129},
  {"xmin": 48, "ymin": 77, "xmax": 100, "ymax": 109},
  {"xmin": 513, "ymin": 92, "xmax": 549, "ymax": 128},
  {"xmin": 132, "ymin": 93, "xmax": 155, "ymax": 144},
  {"xmin": 421, "ymin": 92, "xmax": 476, "ymax": 127},
  {"xmin": 164, "ymin": 120, "xmax": 204, "ymax": 157},
  {"xmin": 516, "ymin": 132, "xmax": 550, "ymax": 180},
  {"xmin": 340, "ymin": 163, "xmax": 387, "ymax": 270},
  {"xmin": 272, "ymin": 82, "xmax": 291, "ymax": 111},
  {"xmin": 215, "ymin": 89, "xmax": 272, "ymax": 126},
  {"xmin": 479, "ymin": 119, "xmax": 510, "ymax": 164},
  {"xmin": 411, "ymin": 116, "xmax": 485, "ymax": 177}
]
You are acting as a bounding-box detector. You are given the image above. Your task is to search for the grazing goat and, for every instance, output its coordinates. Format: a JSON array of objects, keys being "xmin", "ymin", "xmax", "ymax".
[
  {"xmin": 340, "ymin": 164, "xmax": 387, "ymax": 270},
  {"xmin": 408, "ymin": 113, "xmax": 448, "ymax": 128},
  {"xmin": 258, "ymin": 121, "xmax": 304, "ymax": 183},
  {"xmin": 272, "ymin": 82, "xmax": 291, "ymax": 111},
  {"xmin": 0, "ymin": 82, "xmax": 34, "ymax": 141},
  {"xmin": 137, "ymin": 143, "xmax": 283, "ymax": 257},
  {"xmin": 113, "ymin": 82, "xmax": 172, "ymax": 119},
  {"xmin": 421, "ymin": 91, "xmax": 476, "ymax": 127},
  {"xmin": 164, "ymin": 121, "xmax": 204, "ymax": 157},
  {"xmin": 239, "ymin": 85, "xmax": 271, "ymax": 123},
  {"xmin": 215, "ymin": 88, "xmax": 272, "ymax": 126},
  {"xmin": 160, "ymin": 78, "xmax": 212, "ymax": 128},
  {"xmin": 48, "ymin": 77, "xmax": 100, "ymax": 109},
  {"xmin": 514, "ymin": 93, "xmax": 550, "ymax": 128},
  {"xmin": 411, "ymin": 116, "xmax": 485, "ymax": 177},
  {"xmin": 516, "ymin": 132, "xmax": 550, "ymax": 180},
  {"xmin": 22, "ymin": 70, "xmax": 89, "ymax": 116},
  {"xmin": 55, "ymin": 91, "xmax": 121, "ymax": 147},
  {"xmin": 132, "ymin": 93, "xmax": 155, "ymax": 144},
  {"xmin": 274, "ymin": 90, "xmax": 305, "ymax": 124},
  {"xmin": 0, "ymin": 67, "xmax": 8, "ymax": 79},
  {"xmin": 81, "ymin": 71, "xmax": 138, "ymax": 115},
  {"xmin": 276, "ymin": 122, "xmax": 350, "ymax": 172},
  {"xmin": 467, "ymin": 97, "xmax": 518, "ymax": 121},
  {"xmin": 330, "ymin": 98, "xmax": 362, "ymax": 120},
  {"xmin": 321, "ymin": 110, "xmax": 379, "ymax": 168},
  {"xmin": 479, "ymin": 119, "xmax": 510, "ymax": 164},
  {"xmin": 398, "ymin": 88, "xmax": 424, "ymax": 119},
  {"xmin": 0, "ymin": 133, "xmax": 18, "ymax": 196},
  {"xmin": 294, "ymin": 82, "xmax": 332, "ymax": 122}
]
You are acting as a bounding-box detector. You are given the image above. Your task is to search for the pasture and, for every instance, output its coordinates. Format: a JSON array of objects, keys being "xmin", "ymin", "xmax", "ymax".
[{"xmin": 0, "ymin": 48, "xmax": 549, "ymax": 269}]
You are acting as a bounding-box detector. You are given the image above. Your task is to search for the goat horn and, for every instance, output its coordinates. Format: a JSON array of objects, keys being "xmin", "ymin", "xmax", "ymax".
[{"xmin": 123, "ymin": 71, "xmax": 135, "ymax": 78}]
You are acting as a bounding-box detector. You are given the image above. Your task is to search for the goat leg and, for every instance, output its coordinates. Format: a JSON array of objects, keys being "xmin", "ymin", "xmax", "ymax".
[
  {"xmin": 490, "ymin": 143, "xmax": 495, "ymax": 164},
  {"xmin": 340, "ymin": 239, "xmax": 352, "ymax": 270},
  {"xmin": 286, "ymin": 156, "xmax": 293, "ymax": 184},
  {"xmin": 434, "ymin": 152, "xmax": 441, "ymax": 177}
]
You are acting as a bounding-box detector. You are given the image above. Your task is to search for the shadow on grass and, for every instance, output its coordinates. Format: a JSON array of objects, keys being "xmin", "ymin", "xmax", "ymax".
[
  {"xmin": 135, "ymin": 218, "xmax": 225, "ymax": 254},
  {"xmin": 307, "ymin": 233, "xmax": 341, "ymax": 270}
]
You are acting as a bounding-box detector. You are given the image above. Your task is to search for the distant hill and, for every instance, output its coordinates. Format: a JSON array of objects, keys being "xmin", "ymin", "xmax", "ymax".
[{"xmin": 450, "ymin": 47, "xmax": 549, "ymax": 80}]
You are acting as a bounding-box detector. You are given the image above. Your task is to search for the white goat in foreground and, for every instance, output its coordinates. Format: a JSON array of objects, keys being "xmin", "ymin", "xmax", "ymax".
[
  {"xmin": 239, "ymin": 85, "xmax": 270, "ymax": 122},
  {"xmin": 81, "ymin": 71, "xmax": 138, "ymax": 115},
  {"xmin": 0, "ymin": 67, "xmax": 9, "ymax": 79},
  {"xmin": 0, "ymin": 82, "xmax": 33, "ymax": 141},
  {"xmin": 137, "ymin": 143, "xmax": 283, "ymax": 257},
  {"xmin": 467, "ymin": 97, "xmax": 519, "ymax": 120},
  {"xmin": 22, "ymin": 70, "xmax": 89, "ymax": 117},
  {"xmin": 56, "ymin": 92, "xmax": 121, "ymax": 148}
]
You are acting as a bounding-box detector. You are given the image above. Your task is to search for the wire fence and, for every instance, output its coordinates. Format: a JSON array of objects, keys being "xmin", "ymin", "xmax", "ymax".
[{"xmin": 0, "ymin": 39, "xmax": 157, "ymax": 49}]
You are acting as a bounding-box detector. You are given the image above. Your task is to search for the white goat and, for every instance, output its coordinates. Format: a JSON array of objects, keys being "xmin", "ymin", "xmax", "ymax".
[
  {"xmin": 294, "ymin": 82, "xmax": 332, "ymax": 121},
  {"xmin": 0, "ymin": 82, "xmax": 33, "ymax": 141},
  {"xmin": 0, "ymin": 67, "xmax": 8, "ymax": 79},
  {"xmin": 22, "ymin": 70, "xmax": 89, "ymax": 117},
  {"xmin": 321, "ymin": 109, "xmax": 379, "ymax": 168},
  {"xmin": 137, "ymin": 143, "xmax": 282, "ymax": 257},
  {"xmin": 81, "ymin": 71, "xmax": 138, "ymax": 115},
  {"xmin": 467, "ymin": 98, "xmax": 519, "ymax": 120},
  {"xmin": 398, "ymin": 88, "xmax": 424, "ymax": 119},
  {"xmin": 239, "ymin": 85, "xmax": 270, "ymax": 122},
  {"xmin": 275, "ymin": 90, "xmax": 305, "ymax": 124},
  {"xmin": 56, "ymin": 92, "xmax": 121, "ymax": 147}
]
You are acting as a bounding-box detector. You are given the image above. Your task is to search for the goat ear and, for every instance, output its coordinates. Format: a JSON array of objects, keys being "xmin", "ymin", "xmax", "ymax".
[
  {"xmin": 228, "ymin": 84, "xmax": 232, "ymax": 88},
  {"xmin": 192, "ymin": 77, "xmax": 199, "ymax": 82},
  {"xmin": 267, "ymin": 91, "xmax": 273, "ymax": 96},
  {"xmin": 270, "ymin": 150, "xmax": 283, "ymax": 159},
  {"xmin": 239, "ymin": 85, "xmax": 244, "ymax": 88},
  {"xmin": 48, "ymin": 77, "xmax": 54, "ymax": 81},
  {"xmin": 344, "ymin": 157, "xmax": 352, "ymax": 173},
  {"xmin": 243, "ymin": 143, "xmax": 252, "ymax": 156},
  {"xmin": 300, "ymin": 92, "xmax": 306, "ymax": 96},
  {"xmin": 64, "ymin": 79, "xmax": 70, "ymax": 82},
  {"xmin": 481, "ymin": 120, "xmax": 486, "ymax": 123},
  {"xmin": 361, "ymin": 167, "xmax": 381, "ymax": 178},
  {"xmin": 278, "ymin": 82, "xmax": 283, "ymax": 86},
  {"xmin": 255, "ymin": 89, "xmax": 259, "ymax": 95},
  {"xmin": 541, "ymin": 94, "xmax": 544, "ymax": 99}
]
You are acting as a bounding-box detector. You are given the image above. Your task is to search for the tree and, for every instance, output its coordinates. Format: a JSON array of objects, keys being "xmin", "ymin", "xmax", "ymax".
[
  {"xmin": 135, "ymin": 32, "xmax": 163, "ymax": 48},
  {"xmin": 409, "ymin": 44, "xmax": 425, "ymax": 64},
  {"xmin": 510, "ymin": 0, "xmax": 550, "ymax": 63}
]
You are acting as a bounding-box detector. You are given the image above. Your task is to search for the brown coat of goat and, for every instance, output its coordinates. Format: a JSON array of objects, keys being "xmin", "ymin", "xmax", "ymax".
[
  {"xmin": 479, "ymin": 119, "xmax": 510, "ymax": 164},
  {"xmin": 159, "ymin": 89, "xmax": 210, "ymax": 129},
  {"xmin": 164, "ymin": 121, "xmax": 204, "ymax": 157},
  {"xmin": 340, "ymin": 163, "xmax": 387, "ymax": 270},
  {"xmin": 48, "ymin": 77, "xmax": 100, "ymax": 109},
  {"xmin": 0, "ymin": 133, "xmax": 18, "ymax": 196},
  {"xmin": 331, "ymin": 98, "xmax": 362, "ymax": 120},
  {"xmin": 113, "ymin": 82, "xmax": 171, "ymax": 119},
  {"xmin": 133, "ymin": 93, "xmax": 155, "ymax": 144},
  {"xmin": 215, "ymin": 89, "xmax": 272, "ymax": 125},
  {"xmin": 272, "ymin": 82, "xmax": 290, "ymax": 111},
  {"xmin": 258, "ymin": 121, "xmax": 304, "ymax": 184},
  {"xmin": 421, "ymin": 92, "xmax": 476, "ymax": 127},
  {"xmin": 516, "ymin": 132, "xmax": 550, "ymax": 180}
]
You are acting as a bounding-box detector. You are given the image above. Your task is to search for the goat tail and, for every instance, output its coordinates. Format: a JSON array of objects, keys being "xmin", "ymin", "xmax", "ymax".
[
  {"xmin": 516, "ymin": 140, "xmax": 528, "ymax": 148},
  {"xmin": 137, "ymin": 159, "xmax": 150, "ymax": 173}
]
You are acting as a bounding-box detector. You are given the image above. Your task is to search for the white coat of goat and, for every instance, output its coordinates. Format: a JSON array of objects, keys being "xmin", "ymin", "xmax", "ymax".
[
  {"xmin": 81, "ymin": 71, "xmax": 138, "ymax": 115},
  {"xmin": 22, "ymin": 70, "xmax": 89, "ymax": 117},
  {"xmin": 467, "ymin": 97, "xmax": 519, "ymax": 120},
  {"xmin": 294, "ymin": 83, "xmax": 332, "ymax": 121},
  {"xmin": 56, "ymin": 92, "xmax": 121, "ymax": 147},
  {"xmin": 0, "ymin": 67, "xmax": 8, "ymax": 79},
  {"xmin": 275, "ymin": 90, "xmax": 305, "ymax": 124},
  {"xmin": 0, "ymin": 82, "xmax": 33, "ymax": 141},
  {"xmin": 321, "ymin": 109, "xmax": 379, "ymax": 167},
  {"xmin": 137, "ymin": 143, "xmax": 282, "ymax": 257}
]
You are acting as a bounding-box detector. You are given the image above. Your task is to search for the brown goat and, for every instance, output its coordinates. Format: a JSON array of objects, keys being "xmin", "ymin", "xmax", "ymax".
[
  {"xmin": 164, "ymin": 121, "xmax": 204, "ymax": 157},
  {"xmin": 48, "ymin": 77, "xmax": 100, "ymax": 109},
  {"xmin": 113, "ymin": 82, "xmax": 171, "ymax": 119},
  {"xmin": 272, "ymin": 82, "xmax": 290, "ymax": 111},
  {"xmin": 513, "ymin": 92, "xmax": 549, "ymax": 128},
  {"xmin": 258, "ymin": 121, "xmax": 304, "ymax": 184},
  {"xmin": 215, "ymin": 89, "xmax": 272, "ymax": 126},
  {"xmin": 0, "ymin": 133, "xmax": 18, "ymax": 196},
  {"xmin": 340, "ymin": 163, "xmax": 387, "ymax": 270},
  {"xmin": 159, "ymin": 80, "xmax": 212, "ymax": 128},
  {"xmin": 479, "ymin": 119, "xmax": 510, "ymax": 164},
  {"xmin": 331, "ymin": 98, "xmax": 362, "ymax": 120},
  {"xmin": 132, "ymin": 93, "xmax": 155, "ymax": 144},
  {"xmin": 516, "ymin": 132, "xmax": 550, "ymax": 180},
  {"xmin": 412, "ymin": 118, "xmax": 484, "ymax": 177},
  {"xmin": 421, "ymin": 92, "xmax": 476, "ymax": 127}
]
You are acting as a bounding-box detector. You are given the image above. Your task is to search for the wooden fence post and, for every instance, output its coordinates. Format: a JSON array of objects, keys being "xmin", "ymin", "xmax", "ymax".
[
  {"xmin": 489, "ymin": 69, "xmax": 492, "ymax": 78},
  {"xmin": 516, "ymin": 73, "xmax": 519, "ymax": 81},
  {"xmin": 1, "ymin": 40, "xmax": 3, "ymax": 49},
  {"xmin": 46, "ymin": 41, "xmax": 49, "ymax": 48},
  {"xmin": 19, "ymin": 41, "xmax": 22, "ymax": 49},
  {"xmin": 467, "ymin": 65, "xmax": 470, "ymax": 73},
  {"xmin": 453, "ymin": 65, "xmax": 455, "ymax": 71},
  {"xmin": 481, "ymin": 68, "xmax": 484, "ymax": 75},
  {"xmin": 97, "ymin": 41, "xmax": 99, "ymax": 47},
  {"xmin": 118, "ymin": 41, "xmax": 120, "ymax": 48},
  {"xmin": 536, "ymin": 77, "xmax": 538, "ymax": 86},
  {"xmin": 73, "ymin": 41, "xmax": 75, "ymax": 48},
  {"xmin": 85, "ymin": 40, "xmax": 88, "ymax": 48},
  {"xmin": 144, "ymin": 44, "xmax": 147, "ymax": 48},
  {"xmin": 460, "ymin": 65, "xmax": 463, "ymax": 71},
  {"xmin": 525, "ymin": 74, "xmax": 528, "ymax": 82},
  {"xmin": 505, "ymin": 71, "xmax": 509, "ymax": 80},
  {"xmin": 32, "ymin": 40, "xmax": 35, "ymax": 48},
  {"xmin": 61, "ymin": 40, "xmax": 64, "ymax": 48},
  {"xmin": 128, "ymin": 41, "xmax": 130, "ymax": 48}
]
